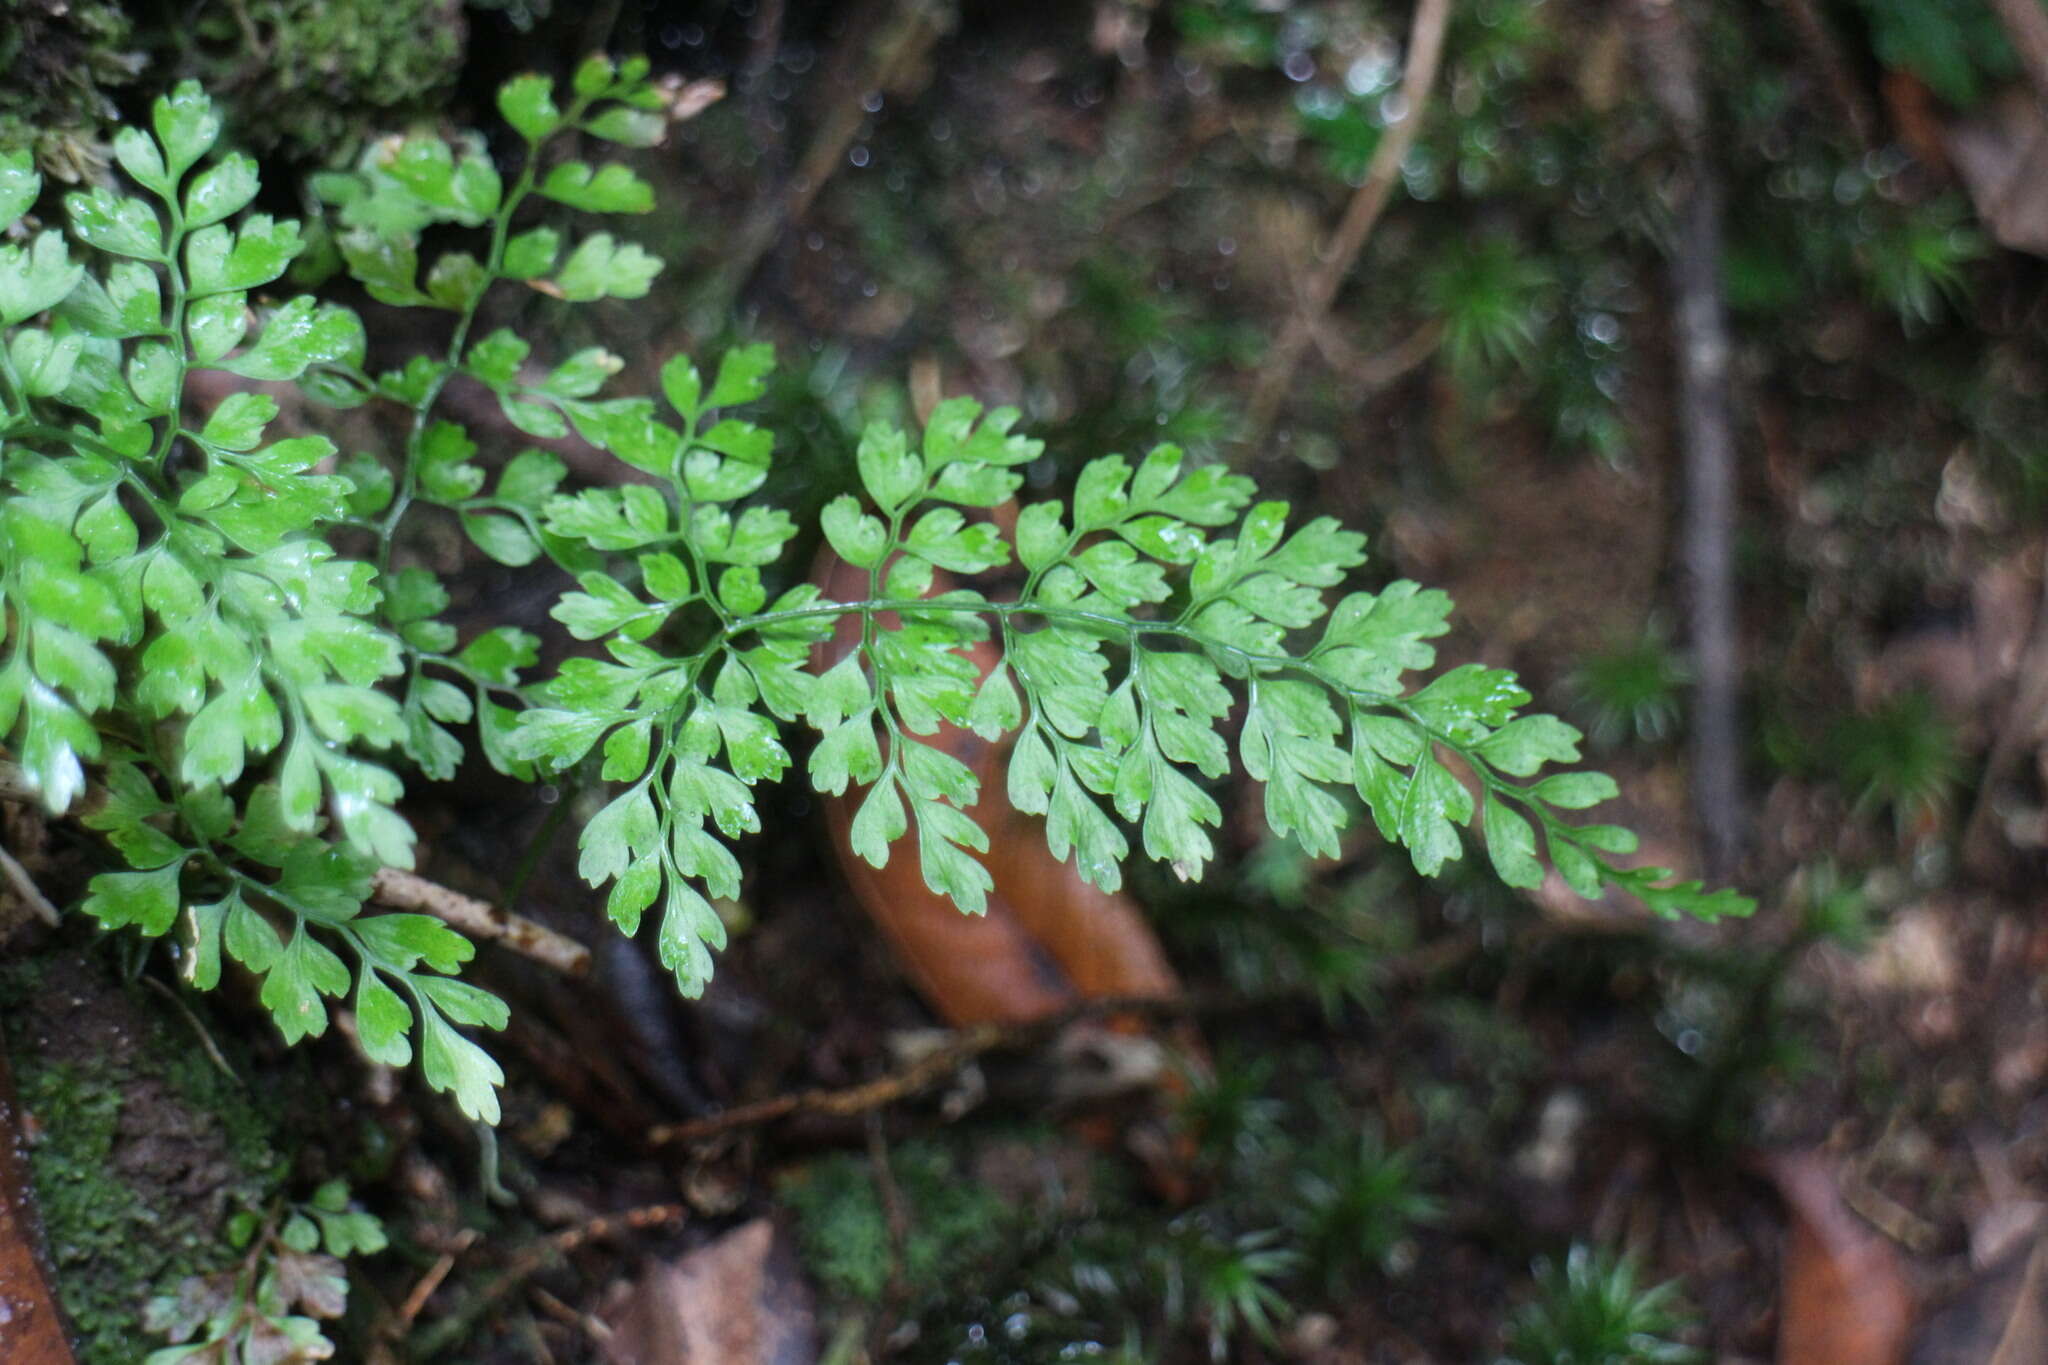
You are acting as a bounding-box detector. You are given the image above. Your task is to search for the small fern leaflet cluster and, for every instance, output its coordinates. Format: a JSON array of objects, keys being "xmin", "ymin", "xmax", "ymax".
[{"xmin": 0, "ymin": 62, "xmax": 1749, "ymax": 1127}]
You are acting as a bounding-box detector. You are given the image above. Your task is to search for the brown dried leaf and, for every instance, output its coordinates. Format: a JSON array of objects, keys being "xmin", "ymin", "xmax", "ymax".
[
  {"xmin": 602, "ymin": 1218, "xmax": 815, "ymax": 1365},
  {"xmin": 812, "ymin": 546, "xmax": 1182, "ymax": 1027},
  {"xmin": 240, "ymin": 1315, "xmax": 334, "ymax": 1365},
  {"xmin": 274, "ymin": 1250, "xmax": 349, "ymax": 1320},
  {"xmin": 143, "ymin": 1273, "xmax": 235, "ymax": 1343},
  {"xmin": 1765, "ymin": 1150, "xmax": 1916, "ymax": 1365}
]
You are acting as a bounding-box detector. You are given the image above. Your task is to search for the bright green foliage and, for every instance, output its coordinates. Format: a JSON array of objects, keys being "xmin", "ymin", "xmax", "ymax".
[
  {"xmin": 143, "ymin": 1179, "xmax": 387, "ymax": 1364},
  {"xmin": 0, "ymin": 66, "xmax": 1748, "ymax": 1128},
  {"xmin": 1503, "ymin": 1245, "xmax": 1701, "ymax": 1365}
]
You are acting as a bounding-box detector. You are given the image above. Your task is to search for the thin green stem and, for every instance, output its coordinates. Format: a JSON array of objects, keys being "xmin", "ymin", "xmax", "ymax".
[
  {"xmin": 149, "ymin": 198, "xmax": 189, "ymax": 475},
  {"xmin": 668, "ymin": 415, "xmax": 732, "ymax": 630},
  {"xmin": 500, "ymin": 785, "xmax": 574, "ymax": 910},
  {"xmin": 0, "ymin": 340, "xmax": 26, "ymax": 417},
  {"xmin": 376, "ymin": 141, "xmax": 549, "ymax": 581}
]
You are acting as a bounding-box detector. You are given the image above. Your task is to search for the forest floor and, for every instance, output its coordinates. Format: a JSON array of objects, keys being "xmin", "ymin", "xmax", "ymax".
[{"xmin": 9, "ymin": 1, "xmax": 2048, "ymax": 1362}]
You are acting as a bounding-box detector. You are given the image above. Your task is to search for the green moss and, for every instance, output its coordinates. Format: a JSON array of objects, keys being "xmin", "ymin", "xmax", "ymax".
[
  {"xmin": 0, "ymin": 0, "xmax": 464, "ymax": 183},
  {"xmin": 0, "ymin": 0, "xmax": 145, "ymax": 181},
  {"xmin": 181, "ymin": 0, "xmax": 466, "ymax": 160},
  {"xmin": 17, "ymin": 1062, "xmax": 175, "ymax": 1359},
  {"xmin": 779, "ymin": 1140, "xmax": 1020, "ymax": 1306},
  {"xmin": 0, "ymin": 955, "xmax": 291, "ymax": 1364}
]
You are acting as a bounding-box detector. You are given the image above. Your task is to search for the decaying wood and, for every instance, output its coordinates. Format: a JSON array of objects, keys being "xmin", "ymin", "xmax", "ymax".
[{"xmin": 0, "ymin": 1045, "xmax": 79, "ymax": 1365}]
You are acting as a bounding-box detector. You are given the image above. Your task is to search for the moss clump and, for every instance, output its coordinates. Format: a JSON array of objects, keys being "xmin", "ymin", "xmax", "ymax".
[
  {"xmin": 0, "ymin": 0, "xmax": 465, "ymax": 186},
  {"xmin": 778, "ymin": 1140, "xmax": 1020, "ymax": 1306},
  {"xmin": 182, "ymin": 0, "xmax": 467, "ymax": 160},
  {"xmin": 0, "ymin": 952, "xmax": 291, "ymax": 1363},
  {"xmin": 0, "ymin": 0, "xmax": 146, "ymax": 182}
]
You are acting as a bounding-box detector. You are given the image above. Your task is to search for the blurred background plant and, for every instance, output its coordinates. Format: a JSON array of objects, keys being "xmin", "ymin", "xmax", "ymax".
[{"xmin": 1500, "ymin": 1245, "xmax": 1703, "ymax": 1365}]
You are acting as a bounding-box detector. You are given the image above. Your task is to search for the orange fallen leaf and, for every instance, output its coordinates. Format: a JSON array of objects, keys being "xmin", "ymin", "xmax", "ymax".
[
  {"xmin": 1762, "ymin": 1150, "xmax": 1915, "ymax": 1365},
  {"xmin": 602, "ymin": 1218, "xmax": 815, "ymax": 1365},
  {"xmin": 811, "ymin": 545, "xmax": 1183, "ymax": 1028}
]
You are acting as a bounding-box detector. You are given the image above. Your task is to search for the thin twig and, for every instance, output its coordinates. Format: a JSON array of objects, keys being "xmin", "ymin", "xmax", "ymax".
[
  {"xmin": 395, "ymin": 1227, "xmax": 479, "ymax": 1330},
  {"xmin": 0, "ymin": 758, "xmax": 590, "ymax": 975},
  {"xmin": 142, "ymin": 975, "xmax": 240, "ymax": 1083},
  {"xmin": 1633, "ymin": 0, "xmax": 1744, "ymax": 876},
  {"xmin": 648, "ymin": 1020, "xmax": 1009, "ymax": 1146},
  {"xmin": 646, "ymin": 957, "xmax": 1487, "ymax": 1149},
  {"xmin": 528, "ymin": 1283, "xmax": 613, "ymax": 1345},
  {"xmin": 371, "ymin": 868, "xmax": 590, "ymax": 978},
  {"xmin": 1309, "ymin": 315, "xmax": 1446, "ymax": 390},
  {"xmin": 0, "ymin": 836, "xmax": 58, "ymax": 927},
  {"xmin": 645, "ymin": 990, "xmax": 1288, "ymax": 1148},
  {"xmin": 1241, "ymin": 0, "xmax": 1452, "ymax": 447},
  {"xmin": 408, "ymin": 1204, "xmax": 688, "ymax": 1358}
]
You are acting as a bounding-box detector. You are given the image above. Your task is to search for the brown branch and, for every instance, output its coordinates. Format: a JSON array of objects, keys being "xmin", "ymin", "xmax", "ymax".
[
  {"xmin": 645, "ymin": 936, "xmax": 1490, "ymax": 1150},
  {"xmin": 1309, "ymin": 315, "xmax": 1447, "ymax": 390},
  {"xmin": 371, "ymin": 867, "xmax": 589, "ymax": 978},
  {"xmin": 1773, "ymin": 0, "xmax": 1878, "ymax": 151},
  {"xmin": 1241, "ymin": 0, "xmax": 1453, "ymax": 447},
  {"xmin": 0, "ymin": 758, "xmax": 589, "ymax": 976},
  {"xmin": 1633, "ymin": 0, "xmax": 1745, "ymax": 876},
  {"xmin": 394, "ymin": 1228, "xmax": 479, "ymax": 1332},
  {"xmin": 644, "ymin": 990, "xmax": 1304, "ymax": 1149},
  {"xmin": 0, "ymin": 836, "xmax": 58, "ymax": 927},
  {"xmin": 407, "ymin": 1205, "xmax": 688, "ymax": 1357},
  {"xmin": 648, "ymin": 1020, "xmax": 1009, "ymax": 1146}
]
